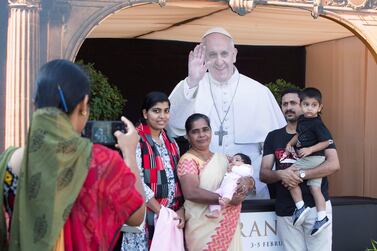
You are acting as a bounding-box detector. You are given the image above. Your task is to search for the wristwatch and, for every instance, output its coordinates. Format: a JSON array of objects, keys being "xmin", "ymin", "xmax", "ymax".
[{"xmin": 299, "ymin": 170, "xmax": 306, "ymax": 179}]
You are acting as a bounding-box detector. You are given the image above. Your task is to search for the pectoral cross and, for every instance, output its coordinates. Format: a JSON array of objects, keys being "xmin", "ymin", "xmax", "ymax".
[{"xmin": 215, "ymin": 125, "xmax": 228, "ymax": 146}]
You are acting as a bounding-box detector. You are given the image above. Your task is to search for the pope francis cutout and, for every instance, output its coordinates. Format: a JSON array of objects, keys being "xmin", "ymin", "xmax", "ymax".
[{"xmin": 168, "ymin": 27, "xmax": 286, "ymax": 199}]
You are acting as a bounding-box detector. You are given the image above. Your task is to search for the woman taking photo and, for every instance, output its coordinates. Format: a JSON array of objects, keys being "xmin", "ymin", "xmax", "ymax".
[
  {"xmin": 178, "ymin": 113, "xmax": 254, "ymax": 251},
  {"xmin": 0, "ymin": 59, "xmax": 145, "ymax": 251},
  {"xmin": 121, "ymin": 91, "xmax": 184, "ymax": 251}
]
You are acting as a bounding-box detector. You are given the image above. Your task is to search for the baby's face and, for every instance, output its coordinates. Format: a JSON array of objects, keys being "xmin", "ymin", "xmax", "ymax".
[{"xmin": 232, "ymin": 155, "xmax": 244, "ymax": 166}]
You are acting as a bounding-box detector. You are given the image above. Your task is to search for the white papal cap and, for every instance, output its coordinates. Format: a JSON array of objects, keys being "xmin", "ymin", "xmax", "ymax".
[{"xmin": 201, "ymin": 27, "xmax": 233, "ymax": 40}]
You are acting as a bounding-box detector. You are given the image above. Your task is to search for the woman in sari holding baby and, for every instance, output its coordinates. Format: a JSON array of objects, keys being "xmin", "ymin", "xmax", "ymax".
[{"xmin": 177, "ymin": 113, "xmax": 254, "ymax": 251}]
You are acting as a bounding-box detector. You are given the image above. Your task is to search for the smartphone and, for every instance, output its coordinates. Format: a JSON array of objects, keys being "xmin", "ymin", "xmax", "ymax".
[{"xmin": 82, "ymin": 121, "xmax": 127, "ymax": 146}]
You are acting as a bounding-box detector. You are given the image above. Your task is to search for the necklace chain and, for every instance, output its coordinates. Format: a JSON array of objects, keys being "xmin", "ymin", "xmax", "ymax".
[{"xmin": 209, "ymin": 74, "xmax": 240, "ymax": 127}]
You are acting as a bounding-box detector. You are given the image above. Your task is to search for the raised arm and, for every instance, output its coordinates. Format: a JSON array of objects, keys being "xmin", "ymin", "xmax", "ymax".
[
  {"xmin": 187, "ymin": 43, "xmax": 207, "ymax": 88},
  {"xmin": 168, "ymin": 44, "xmax": 208, "ymax": 137},
  {"xmin": 168, "ymin": 82, "xmax": 195, "ymax": 137}
]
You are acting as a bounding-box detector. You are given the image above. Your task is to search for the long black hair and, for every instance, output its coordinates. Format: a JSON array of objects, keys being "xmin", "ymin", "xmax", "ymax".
[{"xmin": 34, "ymin": 59, "xmax": 90, "ymax": 114}]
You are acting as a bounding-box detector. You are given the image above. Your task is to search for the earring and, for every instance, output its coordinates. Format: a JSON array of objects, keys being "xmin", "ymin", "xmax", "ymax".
[{"xmin": 80, "ymin": 110, "xmax": 87, "ymax": 116}]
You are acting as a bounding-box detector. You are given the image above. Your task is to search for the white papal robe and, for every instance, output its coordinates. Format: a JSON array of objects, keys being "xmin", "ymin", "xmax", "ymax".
[{"xmin": 168, "ymin": 68, "xmax": 286, "ymax": 199}]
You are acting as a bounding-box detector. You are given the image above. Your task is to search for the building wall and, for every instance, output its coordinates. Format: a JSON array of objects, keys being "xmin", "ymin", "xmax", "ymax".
[
  {"xmin": 0, "ymin": 1, "xmax": 8, "ymax": 151},
  {"xmin": 306, "ymin": 36, "xmax": 377, "ymax": 198}
]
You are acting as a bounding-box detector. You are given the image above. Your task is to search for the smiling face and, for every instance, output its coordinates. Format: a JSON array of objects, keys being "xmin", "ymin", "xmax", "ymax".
[
  {"xmin": 143, "ymin": 101, "xmax": 170, "ymax": 133},
  {"xmin": 203, "ymin": 33, "xmax": 237, "ymax": 83},
  {"xmin": 187, "ymin": 118, "xmax": 212, "ymax": 151},
  {"xmin": 301, "ymin": 97, "xmax": 323, "ymax": 118},
  {"xmin": 281, "ymin": 92, "xmax": 302, "ymax": 122}
]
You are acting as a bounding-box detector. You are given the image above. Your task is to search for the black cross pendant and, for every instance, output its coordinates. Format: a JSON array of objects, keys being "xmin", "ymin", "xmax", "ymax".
[{"xmin": 214, "ymin": 125, "xmax": 228, "ymax": 146}]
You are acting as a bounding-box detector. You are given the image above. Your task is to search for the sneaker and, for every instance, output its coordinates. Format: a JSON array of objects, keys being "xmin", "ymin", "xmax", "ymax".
[
  {"xmin": 311, "ymin": 216, "xmax": 330, "ymax": 236},
  {"xmin": 292, "ymin": 206, "xmax": 310, "ymax": 226}
]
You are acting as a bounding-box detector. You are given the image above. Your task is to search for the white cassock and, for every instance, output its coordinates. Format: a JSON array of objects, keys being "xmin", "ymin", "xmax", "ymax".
[{"xmin": 168, "ymin": 68, "xmax": 286, "ymax": 199}]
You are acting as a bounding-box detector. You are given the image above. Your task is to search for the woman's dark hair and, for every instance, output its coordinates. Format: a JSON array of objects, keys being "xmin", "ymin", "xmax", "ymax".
[
  {"xmin": 234, "ymin": 153, "xmax": 251, "ymax": 165},
  {"xmin": 185, "ymin": 113, "xmax": 211, "ymax": 133},
  {"xmin": 140, "ymin": 91, "xmax": 170, "ymax": 124},
  {"xmin": 34, "ymin": 59, "xmax": 90, "ymax": 114}
]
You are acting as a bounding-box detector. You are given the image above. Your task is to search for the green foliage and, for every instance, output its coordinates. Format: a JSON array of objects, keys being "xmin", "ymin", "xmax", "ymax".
[
  {"xmin": 266, "ymin": 79, "xmax": 301, "ymax": 105},
  {"xmin": 366, "ymin": 240, "xmax": 377, "ymax": 251},
  {"xmin": 76, "ymin": 60, "xmax": 126, "ymax": 120}
]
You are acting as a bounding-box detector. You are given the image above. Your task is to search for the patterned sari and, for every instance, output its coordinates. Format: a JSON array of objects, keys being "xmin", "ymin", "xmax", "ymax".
[
  {"xmin": 0, "ymin": 108, "xmax": 143, "ymax": 251},
  {"xmin": 177, "ymin": 152, "xmax": 242, "ymax": 251},
  {"xmin": 63, "ymin": 144, "xmax": 144, "ymax": 251}
]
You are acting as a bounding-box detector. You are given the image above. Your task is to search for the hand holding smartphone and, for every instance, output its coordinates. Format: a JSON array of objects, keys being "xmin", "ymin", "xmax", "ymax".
[{"xmin": 82, "ymin": 121, "xmax": 127, "ymax": 146}]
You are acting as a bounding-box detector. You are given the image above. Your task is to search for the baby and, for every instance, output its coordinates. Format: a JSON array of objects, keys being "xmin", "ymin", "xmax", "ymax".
[{"xmin": 206, "ymin": 153, "xmax": 253, "ymax": 218}]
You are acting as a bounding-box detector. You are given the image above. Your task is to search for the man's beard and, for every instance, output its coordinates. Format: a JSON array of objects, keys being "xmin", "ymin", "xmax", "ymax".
[
  {"xmin": 286, "ymin": 117, "xmax": 298, "ymax": 122},
  {"xmin": 284, "ymin": 110, "xmax": 298, "ymax": 122}
]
